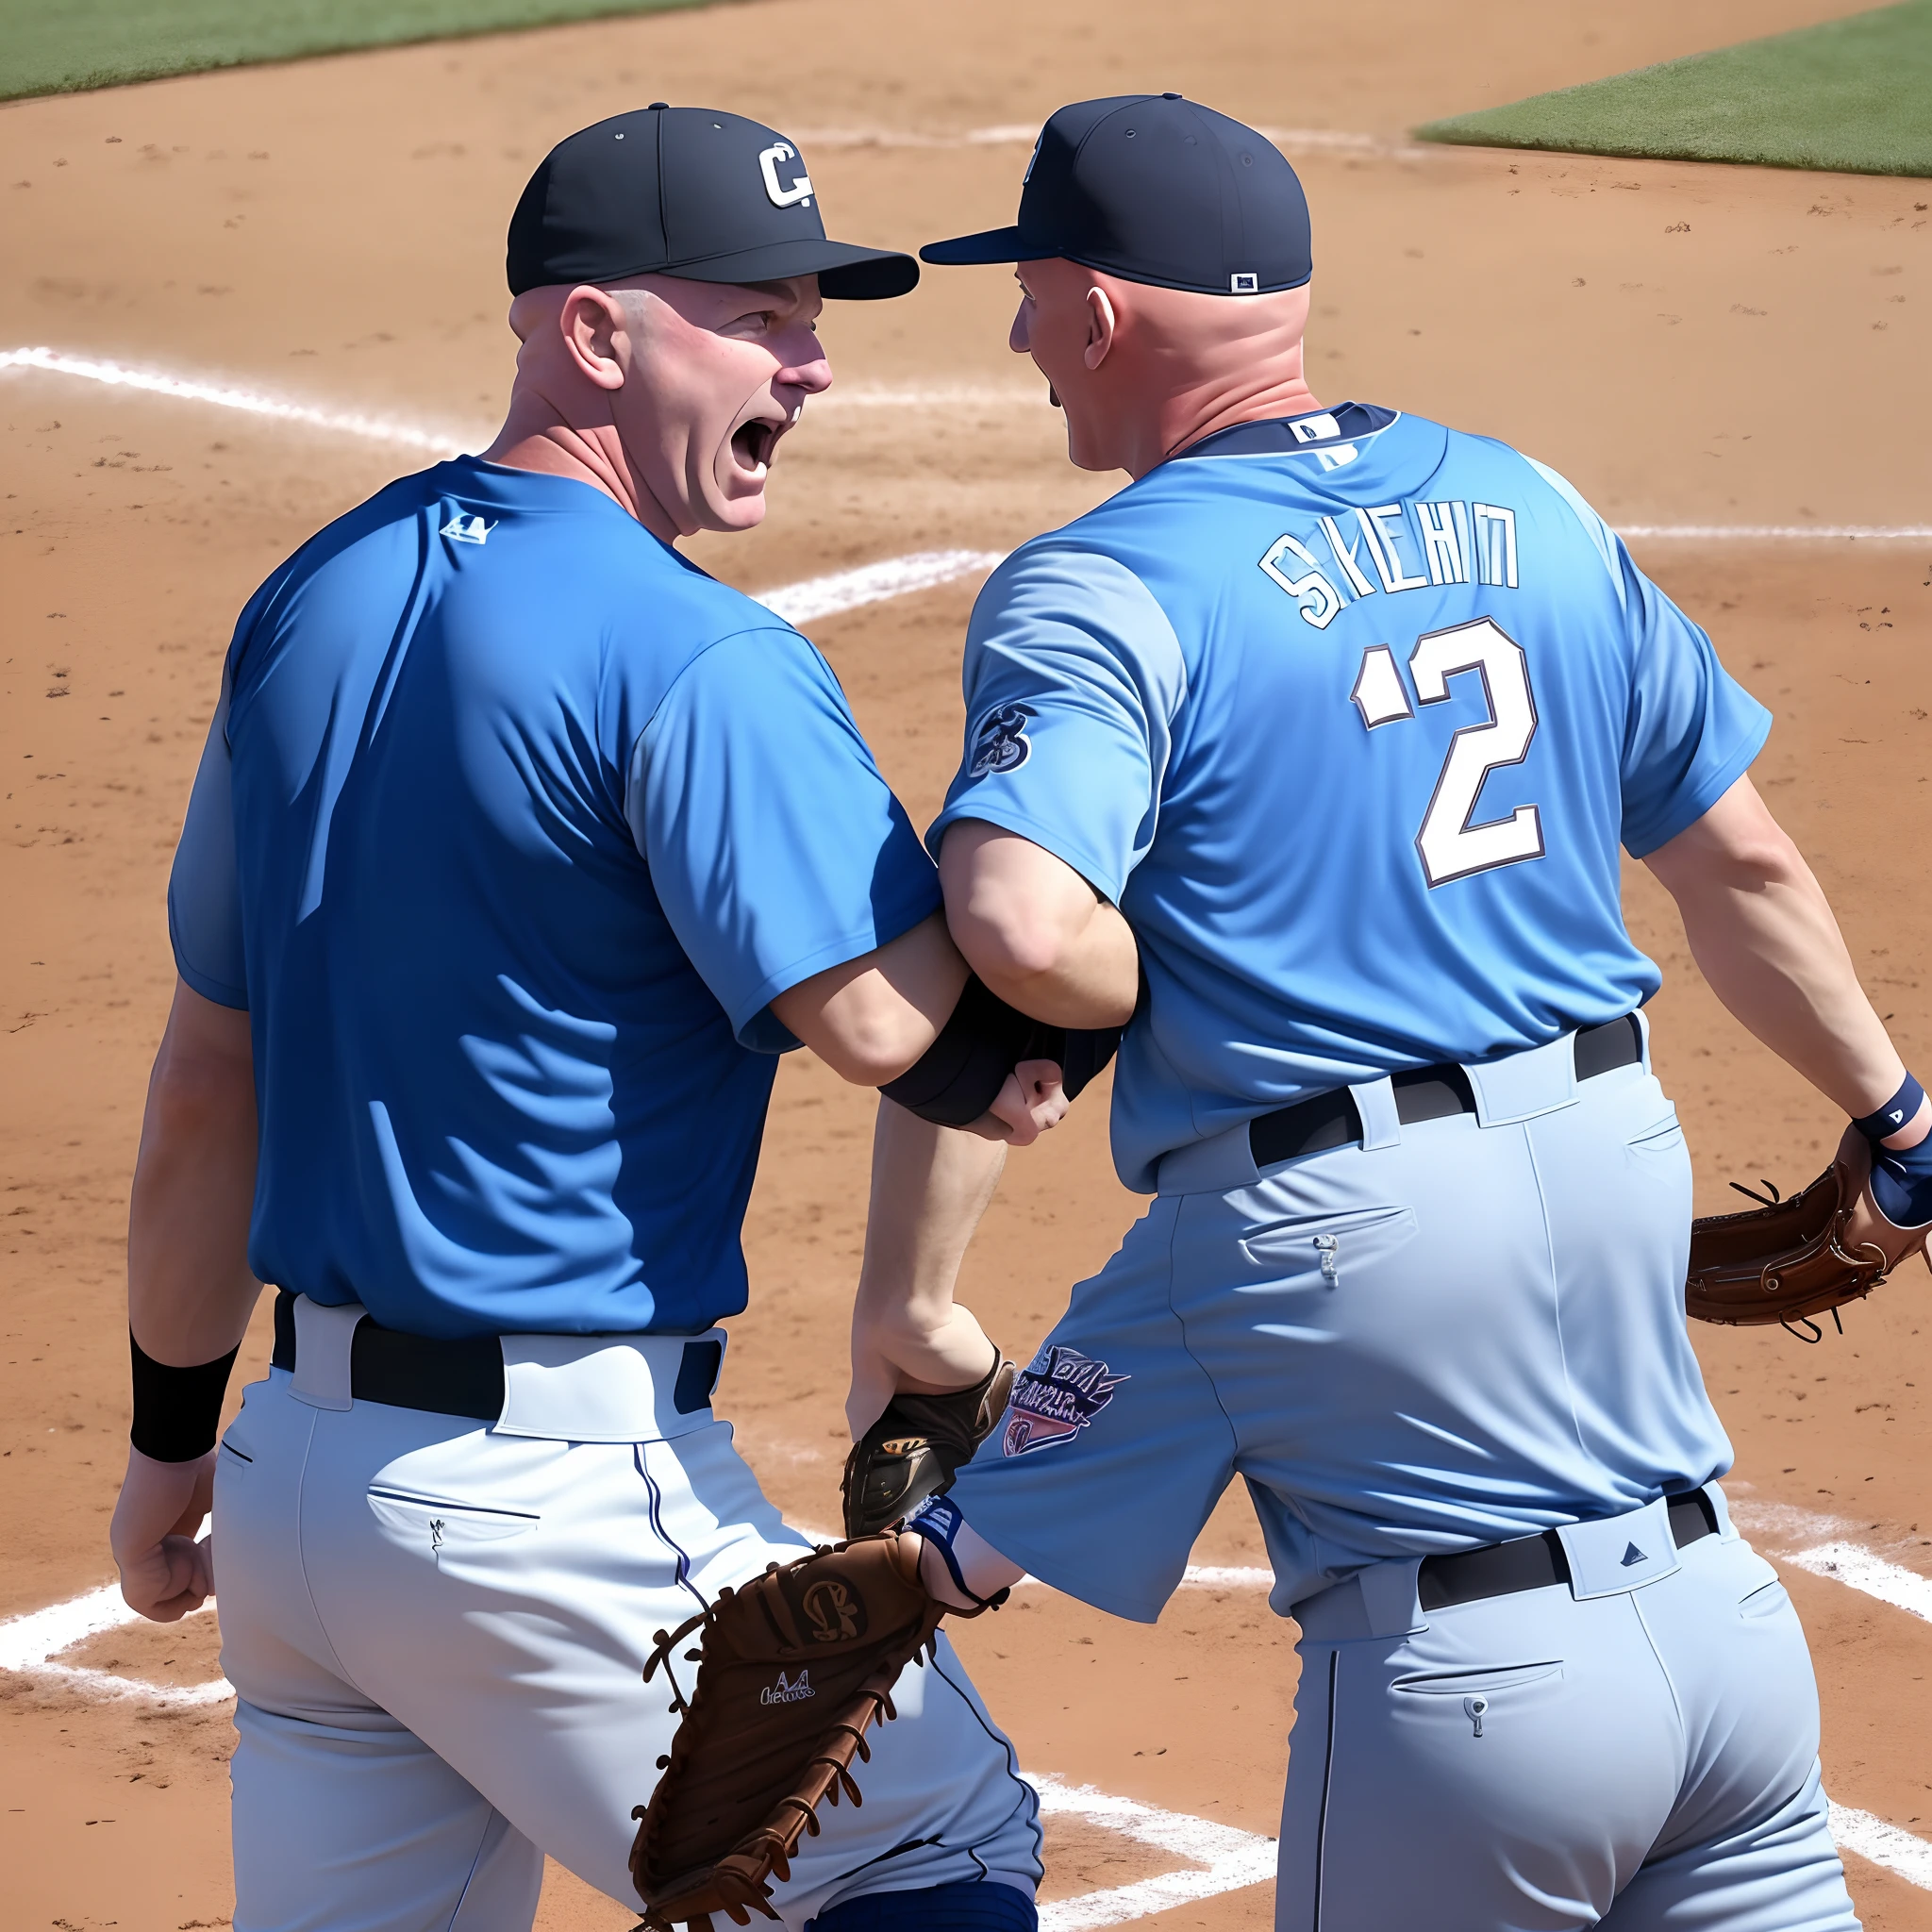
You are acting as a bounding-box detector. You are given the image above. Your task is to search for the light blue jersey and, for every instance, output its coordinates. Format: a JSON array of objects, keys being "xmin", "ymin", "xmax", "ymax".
[
  {"xmin": 170, "ymin": 458, "xmax": 941, "ymax": 1338},
  {"xmin": 942, "ymin": 398, "xmax": 1757, "ymax": 1705},
  {"xmin": 929, "ymin": 405, "xmax": 1769, "ymax": 1191}
]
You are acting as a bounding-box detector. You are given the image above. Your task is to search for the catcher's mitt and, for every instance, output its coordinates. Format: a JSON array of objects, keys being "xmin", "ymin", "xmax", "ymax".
[
  {"xmin": 1685, "ymin": 1152, "xmax": 1892, "ymax": 1339},
  {"xmin": 841, "ymin": 1350, "xmax": 1016, "ymax": 1541},
  {"xmin": 629, "ymin": 1531, "xmax": 988, "ymax": 1931}
]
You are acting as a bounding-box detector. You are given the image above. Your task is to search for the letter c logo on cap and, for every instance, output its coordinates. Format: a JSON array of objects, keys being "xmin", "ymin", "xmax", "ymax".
[{"xmin": 758, "ymin": 142, "xmax": 813, "ymax": 209}]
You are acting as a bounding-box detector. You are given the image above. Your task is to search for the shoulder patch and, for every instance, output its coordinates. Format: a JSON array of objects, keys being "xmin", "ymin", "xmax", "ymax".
[{"xmin": 968, "ymin": 701, "xmax": 1038, "ymax": 777}]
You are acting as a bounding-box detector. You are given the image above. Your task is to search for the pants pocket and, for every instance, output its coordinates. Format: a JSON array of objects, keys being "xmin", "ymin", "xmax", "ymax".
[
  {"xmin": 1740, "ymin": 1576, "xmax": 1794, "ymax": 1620},
  {"xmin": 1391, "ymin": 1659, "xmax": 1564, "ymax": 1737},
  {"xmin": 213, "ymin": 1434, "xmax": 256, "ymax": 1521},
  {"xmin": 365, "ymin": 1486, "xmax": 541, "ymax": 1569},
  {"xmin": 1239, "ymin": 1203, "xmax": 1418, "ymax": 1282},
  {"xmin": 1625, "ymin": 1112, "xmax": 1687, "ymax": 1169}
]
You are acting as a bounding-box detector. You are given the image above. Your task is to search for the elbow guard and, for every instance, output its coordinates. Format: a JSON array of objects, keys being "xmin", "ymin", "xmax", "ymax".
[{"xmin": 878, "ymin": 974, "xmax": 1123, "ymax": 1127}]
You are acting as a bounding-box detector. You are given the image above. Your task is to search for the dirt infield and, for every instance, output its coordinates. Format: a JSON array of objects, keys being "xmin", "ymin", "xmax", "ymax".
[{"xmin": 4, "ymin": 1, "xmax": 1930, "ymax": 1926}]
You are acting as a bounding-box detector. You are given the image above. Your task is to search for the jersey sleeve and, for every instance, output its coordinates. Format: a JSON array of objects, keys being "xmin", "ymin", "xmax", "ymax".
[
  {"xmin": 1524, "ymin": 458, "xmax": 1771, "ymax": 858},
  {"xmin": 627, "ymin": 625, "xmax": 941, "ymax": 1053},
  {"xmin": 1615, "ymin": 552, "xmax": 1771, "ymax": 857},
  {"xmin": 167, "ymin": 677, "xmax": 249, "ymax": 1009},
  {"xmin": 925, "ymin": 545, "xmax": 1188, "ymax": 903}
]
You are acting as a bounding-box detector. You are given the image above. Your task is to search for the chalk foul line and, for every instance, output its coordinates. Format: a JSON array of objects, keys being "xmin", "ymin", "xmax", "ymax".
[
  {"xmin": 1831, "ymin": 1804, "xmax": 1932, "ymax": 1890},
  {"xmin": 1033, "ymin": 1775, "xmax": 1276, "ymax": 1929},
  {"xmin": 756, "ymin": 551, "xmax": 1005, "ymax": 625},
  {"xmin": 0, "ymin": 1579, "xmax": 231, "ymax": 1707},
  {"xmin": 0, "ymin": 1547, "xmax": 1266, "ymax": 1713},
  {"xmin": 0, "ymin": 344, "xmax": 474, "ymax": 455},
  {"xmin": 0, "ymin": 1578, "xmax": 1280, "ymax": 1921},
  {"xmin": 7, "ymin": 344, "xmax": 1928, "ymax": 550},
  {"xmin": 1785, "ymin": 1541, "xmax": 1932, "ymax": 1623},
  {"xmin": 4, "ymin": 1571, "xmax": 1932, "ymax": 1898}
]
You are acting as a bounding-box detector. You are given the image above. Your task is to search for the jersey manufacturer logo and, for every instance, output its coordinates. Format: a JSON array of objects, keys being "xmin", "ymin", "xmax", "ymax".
[
  {"xmin": 758, "ymin": 141, "xmax": 813, "ymax": 209},
  {"xmin": 968, "ymin": 702, "xmax": 1037, "ymax": 776},
  {"xmin": 800, "ymin": 1577, "xmax": 861, "ymax": 1642},
  {"xmin": 761, "ymin": 1668, "xmax": 815, "ymax": 1706},
  {"xmin": 441, "ymin": 513, "xmax": 496, "ymax": 545},
  {"xmin": 1001, "ymin": 1345, "xmax": 1125, "ymax": 1457},
  {"xmin": 1620, "ymin": 1541, "xmax": 1648, "ymax": 1568}
]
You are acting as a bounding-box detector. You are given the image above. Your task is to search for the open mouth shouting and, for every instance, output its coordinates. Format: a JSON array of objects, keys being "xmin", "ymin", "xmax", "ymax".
[{"xmin": 728, "ymin": 403, "xmax": 800, "ymax": 482}]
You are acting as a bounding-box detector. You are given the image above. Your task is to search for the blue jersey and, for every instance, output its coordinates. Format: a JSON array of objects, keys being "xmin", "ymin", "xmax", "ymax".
[
  {"xmin": 930, "ymin": 406, "xmax": 1770, "ymax": 1191},
  {"xmin": 170, "ymin": 458, "xmax": 941, "ymax": 1337}
]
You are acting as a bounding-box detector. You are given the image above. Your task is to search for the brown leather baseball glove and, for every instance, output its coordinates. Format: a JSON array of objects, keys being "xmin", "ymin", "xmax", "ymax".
[
  {"xmin": 629, "ymin": 1531, "xmax": 986, "ymax": 1931},
  {"xmin": 841, "ymin": 1351, "xmax": 1016, "ymax": 1541},
  {"xmin": 1685, "ymin": 1150, "xmax": 1894, "ymax": 1338}
]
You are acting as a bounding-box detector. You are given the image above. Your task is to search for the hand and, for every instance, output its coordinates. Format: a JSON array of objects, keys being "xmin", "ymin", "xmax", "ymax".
[
  {"xmin": 109, "ymin": 1445, "xmax": 217, "ymax": 1622},
  {"xmin": 973, "ymin": 1058, "xmax": 1070, "ymax": 1146},
  {"xmin": 846, "ymin": 1305, "xmax": 999, "ymax": 1440},
  {"xmin": 1837, "ymin": 1124, "xmax": 1932, "ymax": 1275}
]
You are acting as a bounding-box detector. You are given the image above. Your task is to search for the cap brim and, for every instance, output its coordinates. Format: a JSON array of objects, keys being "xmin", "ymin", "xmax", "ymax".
[
  {"xmin": 920, "ymin": 226, "xmax": 1060, "ymax": 265},
  {"xmin": 665, "ymin": 237, "xmax": 918, "ymax": 300}
]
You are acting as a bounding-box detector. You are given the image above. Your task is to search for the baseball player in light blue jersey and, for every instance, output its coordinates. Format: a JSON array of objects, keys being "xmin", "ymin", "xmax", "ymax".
[
  {"xmin": 868, "ymin": 94, "xmax": 1932, "ymax": 1931},
  {"xmin": 107, "ymin": 108, "xmax": 1074, "ymax": 1932}
]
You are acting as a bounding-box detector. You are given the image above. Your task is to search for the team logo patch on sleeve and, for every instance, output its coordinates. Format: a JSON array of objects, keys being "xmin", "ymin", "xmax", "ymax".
[
  {"xmin": 1001, "ymin": 1345, "xmax": 1125, "ymax": 1457},
  {"xmin": 968, "ymin": 702, "xmax": 1038, "ymax": 776}
]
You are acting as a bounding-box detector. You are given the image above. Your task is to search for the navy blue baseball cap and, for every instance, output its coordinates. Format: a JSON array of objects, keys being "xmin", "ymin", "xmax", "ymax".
[
  {"xmin": 508, "ymin": 106, "xmax": 917, "ymax": 300},
  {"xmin": 922, "ymin": 94, "xmax": 1311, "ymax": 296}
]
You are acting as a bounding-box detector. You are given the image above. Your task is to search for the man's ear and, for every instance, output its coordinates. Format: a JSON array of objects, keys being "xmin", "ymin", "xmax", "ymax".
[
  {"xmin": 560, "ymin": 286, "xmax": 627, "ymax": 392},
  {"xmin": 1083, "ymin": 286, "xmax": 1118, "ymax": 372}
]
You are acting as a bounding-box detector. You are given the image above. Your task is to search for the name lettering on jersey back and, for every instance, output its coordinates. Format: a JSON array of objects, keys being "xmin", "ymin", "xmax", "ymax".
[{"xmin": 1258, "ymin": 500, "xmax": 1519, "ymax": 629}]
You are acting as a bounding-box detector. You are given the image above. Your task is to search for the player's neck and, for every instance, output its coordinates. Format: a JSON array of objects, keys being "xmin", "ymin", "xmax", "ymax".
[
  {"xmin": 481, "ymin": 394, "xmax": 681, "ymax": 546},
  {"xmin": 1146, "ymin": 370, "xmax": 1324, "ymax": 476}
]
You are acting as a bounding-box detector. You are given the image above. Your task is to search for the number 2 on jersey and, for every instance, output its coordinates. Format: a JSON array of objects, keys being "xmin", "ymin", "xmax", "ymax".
[{"xmin": 1352, "ymin": 617, "xmax": 1544, "ymax": 888}]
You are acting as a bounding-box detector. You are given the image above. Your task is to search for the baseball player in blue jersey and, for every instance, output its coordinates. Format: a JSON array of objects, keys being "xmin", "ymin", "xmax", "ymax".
[
  {"xmin": 867, "ymin": 94, "xmax": 1932, "ymax": 1931},
  {"xmin": 104, "ymin": 107, "xmax": 1076, "ymax": 1932}
]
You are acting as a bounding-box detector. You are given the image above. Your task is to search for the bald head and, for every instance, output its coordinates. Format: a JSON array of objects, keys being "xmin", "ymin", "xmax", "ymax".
[{"xmin": 1009, "ymin": 258, "xmax": 1319, "ymax": 478}]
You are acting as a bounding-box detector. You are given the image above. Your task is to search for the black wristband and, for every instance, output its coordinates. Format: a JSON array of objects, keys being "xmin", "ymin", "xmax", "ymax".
[
  {"xmin": 1853, "ymin": 1074, "xmax": 1925, "ymax": 1143},
  {"xmin": 878, "ymin": 976, "xmax": 1127, "ymax": 1127},
  {"xmin": 880, "ymin": 974, "xmax": 1037, "ymax": 1127},
  {"xmin": 129, "ymin": 1329, "xmax": 240, "ymax": 1463},
  {"xmin": 1057, "ymin": 1024, "xmax": 1123, "ymax": 1101}
]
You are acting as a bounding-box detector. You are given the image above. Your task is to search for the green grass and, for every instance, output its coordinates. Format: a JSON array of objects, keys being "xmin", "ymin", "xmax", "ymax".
[
  {"xmin": 1414, "ymin": 1, "xmax": 1932, "ymax": 178},
  {"xmin": 0, "ymin": 0, "xmax": 723, "ymax": 104}
]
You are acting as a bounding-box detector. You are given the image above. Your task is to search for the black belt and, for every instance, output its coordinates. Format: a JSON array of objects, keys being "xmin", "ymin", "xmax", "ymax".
[
  {"xmin": 1417, "ymin": 1491, "xmax": 1719, "ymax": 1612},
  {"xmin": 269, "ymin": 1289, "xmax": 723, "ymax": 1423},
  {"xmin": 1250, "ymin": 1014, "xmax": 1642, "ymax": 1170}
]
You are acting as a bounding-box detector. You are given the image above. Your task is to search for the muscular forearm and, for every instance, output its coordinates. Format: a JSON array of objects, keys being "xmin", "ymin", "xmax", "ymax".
[
  {"xmin": 771, "ymin": 911, "xmax": 969, "ymax": 1088},
  {"xmin": 113, "ymin": 981, "xmax": 260, "ymax": 1622},
  {"xmin": 128, "ymin": 982, "xmax": 263, "ymax": 1363},
  {"xmin": 1646, "ymin": 776, "xmax": 1918, "ymax": 1124},
  {"xmin": 847, "ymin": 1100, "xmax": 1007, "ymax": 1437},
  {"xmin": 939, "ymin": 819, "xmax": 1140, "ymax": 1028},
  {"xmin": 1674, "ymin": 874, "xmax": 1902, "ymax": 1115},
  {"xmin": 969, "ymin": 897, "xmax": 1139, "ymax": 1030}
]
